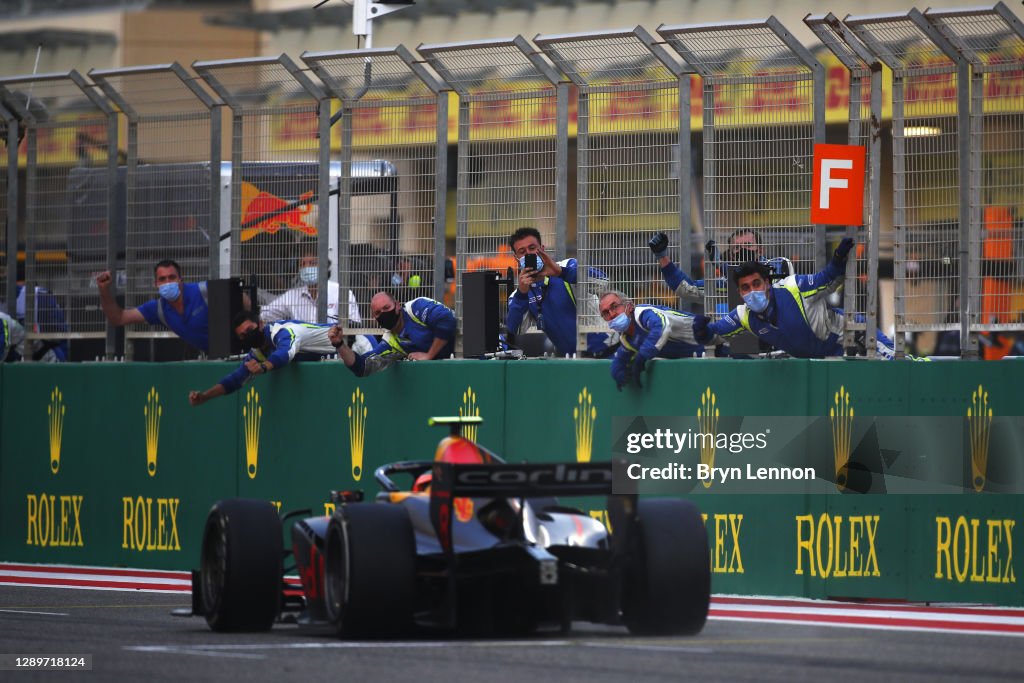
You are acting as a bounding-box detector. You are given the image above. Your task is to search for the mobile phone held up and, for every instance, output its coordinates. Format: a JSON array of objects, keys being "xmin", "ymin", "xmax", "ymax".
[{"xmin": 525, "ymin": 253, "xmax": 539, "ymax": 271}]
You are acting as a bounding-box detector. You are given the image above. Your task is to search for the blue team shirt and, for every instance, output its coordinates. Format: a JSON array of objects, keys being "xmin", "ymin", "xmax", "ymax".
[
  {"xmin": 506, "ymin": 259, "xmax": 614, "ymax": 356},
  {"xmin": 138, "ymin": 282, "xmax": 210, "ymax": 351},
  {"xmin": 349, "ymin": 297, "xmax": 456, "ymax": 376},
  {"xmin": 707, "ymin": 261, "xmax": 845, "ymax": 359}
]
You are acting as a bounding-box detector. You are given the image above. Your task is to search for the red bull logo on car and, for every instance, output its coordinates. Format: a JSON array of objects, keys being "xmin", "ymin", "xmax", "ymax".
[{"xmin": 239, "ymin": 182, "xmax": 317, "ymax": 242}]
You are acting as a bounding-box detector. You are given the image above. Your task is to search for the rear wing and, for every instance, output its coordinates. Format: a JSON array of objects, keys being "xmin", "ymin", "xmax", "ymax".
[
  {"xmin": 431, "ymin": 461, "xmax": 614, "ymax": 498},
  {"xmin": 428, "ymin": 461, "xmax": 625, "ymax": 556}
]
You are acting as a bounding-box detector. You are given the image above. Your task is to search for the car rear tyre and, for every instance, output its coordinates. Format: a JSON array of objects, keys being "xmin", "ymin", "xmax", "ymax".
[
  {"xmin": 324, "ymin": 503, "xmax": 416, "ymax": 638},
  {"xmin": 200, "ymin": 499, "xmax": 282, "ymax": 632},
  {"xmin": 622, "ymin": 498, "xmax": 710, "ymax": 636}
]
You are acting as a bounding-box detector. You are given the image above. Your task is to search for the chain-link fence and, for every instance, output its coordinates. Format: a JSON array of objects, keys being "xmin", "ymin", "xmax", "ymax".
[
  {"xmin": 926, "ymin": 3, "xmax": 1024, "ymax": 341},
  {"xmin": 659, "ymin": 18, "xmax": 826, "ymax": 321},
  {"xmin": 806, "ymin": 13, "xmax": 882, "ymax": 356},
  {"xmin": 89, "ymin": 63, "xmax": 222, "ymax": 359},
  {"xmin": 536, "ymin": 27, "xmax": 692, "ymax": 349},
  {"xmin": 418, "ymin": 36, "xmax": 564, "ymax": 346},
  {"xmin": 848, "ymin": 10, "xmax": 971, "ymax": 356},
  {"xmin": 303, "ymin": 45, "xmax": 448, "ymax": 335},
  {"xmin": 193, "ymin": 55, "xmax": 331, "ymax": 326},
  {"xmin": 0, "ymin": 71, "xmax": 116, "ymax": 356}
]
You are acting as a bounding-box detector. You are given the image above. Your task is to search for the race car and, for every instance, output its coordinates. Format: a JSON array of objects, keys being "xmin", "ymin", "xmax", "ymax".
[{"xmin": 187, "ymin": 416, "xmax": 711, "ymax": 637}]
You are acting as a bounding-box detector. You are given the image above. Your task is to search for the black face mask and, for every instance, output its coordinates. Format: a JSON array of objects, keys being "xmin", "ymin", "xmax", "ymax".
[
  {"xmin": 726, "ymin": 247, "xmax": 760, "ymax": 265},
  {"xmin": 375, "ymin": 308, "xmax": 400, "ymax": 330},
  {"xmin": 241, "ymin": 328, "xmax": 263, "ymax": 351}
]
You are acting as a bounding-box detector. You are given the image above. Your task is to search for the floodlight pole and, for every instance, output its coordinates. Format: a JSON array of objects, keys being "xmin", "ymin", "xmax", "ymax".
[{"xmin": 352, "ymin": 0, "xmax": 414, "ymax": 49}]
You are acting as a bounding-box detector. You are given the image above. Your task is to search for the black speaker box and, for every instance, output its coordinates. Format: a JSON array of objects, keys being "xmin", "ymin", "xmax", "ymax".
[
  {"xmin": 207, "ymin": 277, "xmax": 246, "ymax": 359},
  {"xmin": 462, "ymin": 270, "xmax": 499, "ymax": 357}
]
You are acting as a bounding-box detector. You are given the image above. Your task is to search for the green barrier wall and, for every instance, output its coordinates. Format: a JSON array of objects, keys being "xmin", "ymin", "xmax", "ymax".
[{"xmin": 1, "ymin": 359, "xmax": 1022, "ymax": 605}]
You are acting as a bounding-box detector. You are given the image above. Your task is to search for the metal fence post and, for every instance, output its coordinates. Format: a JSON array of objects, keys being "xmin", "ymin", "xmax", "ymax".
[
  {"xmin": 925, "ymin": 2, "xmax": 1024, "ymax": 353},
  {"xmin": 0, "ymin": 71, "xmax": 115, "ymax": 359},
  {"xmin": 536, "ymin": 27, "xmax": 689, "ymax": 352},
  {"xmin": 193, "ymin": 55, "xmax": 331, "ymax": 327},
  {"xmin": 419, "ymin": 36, "xmax": 562, "ymax": 355},
  {"xmin": 0, "ymin": 102, "xmax": 15, "ymax": 316},
  {"xmin": 805, "ymin": 13, "xmax": 883, "ymax": 357},
  {"xmin": 90, "ymin": 63, "xmax": 223, "ymax": 360},
  {"xmin": 659, "ymin": 18, "xmax": 824, "ymax": 323},
  {"xmin": 303, "ymin": 45, "xmax": 451, "ymax": 337},
  {"xmin": 848, "ymin": 10, "xmax": 973, "ymax": 358}
]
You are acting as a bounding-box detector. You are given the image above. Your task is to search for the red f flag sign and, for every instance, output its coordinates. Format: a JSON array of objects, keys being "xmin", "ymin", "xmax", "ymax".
[{"xmin": 811, "ymin": 144, "xmax": 866, "ymax": 226}]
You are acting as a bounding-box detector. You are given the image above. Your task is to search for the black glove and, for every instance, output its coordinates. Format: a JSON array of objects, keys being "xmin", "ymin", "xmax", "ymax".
[
  {"xmin": 692, "ymin": 314, "xmax": 711, "ymax": 344},
  {"xmin": 832, "ymin": 237, "xmax": 855, "ymax": 266},
  {"xmin": 648, "ymin": 232, "xmax": 669, "ymax": 259},
  {"xmin": 705, "ymin": 240, "xmax": 718, "ymax": 259}
]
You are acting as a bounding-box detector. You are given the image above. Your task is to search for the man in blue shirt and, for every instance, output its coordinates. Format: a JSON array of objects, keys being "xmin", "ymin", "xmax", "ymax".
[
  {"xmin": 600, "ymin": 290, "xmax": 720, "ymax": 390},
  {"xmin": 505, "ymin": 227, "xmax": 616, "ymax": 357},
  {"xmin": 188, "ymin": 311, "xmax": 336, "ymax": 406},
  {"xmin": 691, "ymin": 239, "xmax": 854, "ymax": 358},
  {"xmin": 96, "ymin": 259, "xmax": 209, "ymax": 352},
  {"xmin": 329, "ymin": 291, "xmax": 456, "ymax": 377}
]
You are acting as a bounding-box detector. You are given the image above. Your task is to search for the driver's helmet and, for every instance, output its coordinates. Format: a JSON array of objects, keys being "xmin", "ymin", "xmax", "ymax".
[{"xmin": 412, "ymin": 435, "xmax": 486, "ymax": 492}]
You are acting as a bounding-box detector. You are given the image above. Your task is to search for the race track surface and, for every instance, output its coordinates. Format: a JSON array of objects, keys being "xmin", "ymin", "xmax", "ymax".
[{"xmin": 0, "ymin": 574, "xmax": 1021, "ymax": 683}]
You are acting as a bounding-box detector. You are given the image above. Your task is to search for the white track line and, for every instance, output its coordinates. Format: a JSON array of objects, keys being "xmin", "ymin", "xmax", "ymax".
[{"xmin": 0, "ymin": 608, "xmax": 69, "ymax": 616}]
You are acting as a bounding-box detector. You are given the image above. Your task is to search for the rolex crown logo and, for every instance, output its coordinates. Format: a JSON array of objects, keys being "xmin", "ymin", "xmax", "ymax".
[
  {"xmin": 574, "ymin": 388, "xmax": 596, "ymax": 463},
  {"xmin": 697, "ymin": 387, "xmax": 718, "ymax": 489},
  {"xmin": 348, "ymin": 387, "xmax": 366, "ymax": 481},
  {"xmin": 968, "ymin": 384, "xmax": 992, "ymax": 493},
  {"xmin": 830, "ymin": 385, "xmax": 853, "ymax": 491},
  {"xmin": 47, "ymin": 386, "xmax": 65, "ymax": 474},
  {"xmin": 243, "ymin": 387, "xmax": 261, "ymax": 480},
  {"xmin": 144, "ymin": 386, "xmax": 162, "ymax": 477},
  {"xmin": 460, "ymin": 387, "xmax": 480, "ymax": 443}
]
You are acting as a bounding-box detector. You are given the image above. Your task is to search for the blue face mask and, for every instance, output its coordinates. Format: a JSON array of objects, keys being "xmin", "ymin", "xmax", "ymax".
[
  {"xmin": 608, "ymin": 311, "xmax": 631, "ymax": 334},
  {"xmin": 743, "ymin": 289, "xmax": 770, "ymax": 313},
  {"xmin": 158, "ymin": 282, "xmax": 180, "ymax": 301},
  {"xmin": 299, "ymin": 266, "xmax": 318, "ymax": 285}
]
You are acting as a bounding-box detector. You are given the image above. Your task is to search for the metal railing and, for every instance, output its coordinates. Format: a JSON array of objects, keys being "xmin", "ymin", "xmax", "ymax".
[
  {"xmin": 847, "ymin": 9, "xmax": 972, "ymax": 356},
  {"xmin": 0, "ymin": 70, "xmax": 117, "ymax": 355},
  {"xmin": 805, "ymin": 13, "xmax": 882, "ymax": 355},
  {"xmin": 418, "ymin": 36, "xmax": 565, "ymax": 348},
  {"xmin": 536, "ymin": 26, "xmax": 692, "ymax": 350},
  {"xmin": 303, "ymin": 45, "xmax": 448, "ymax": 334},
  {"xmin": 89, "ymin": 62, "xmax": 222, "ymax": 359},
  {"xmin": 192, "ymin": 55, "xmax": 331, "ymax": 325},
  {"xmin": 0, "ymin": 102, "xmax": 14, "ymax": 317},
  {"xmin": 0, "ymin": 4, "xmax": 1021, "ymax": 361},
  {"xmin": 659, "ymin": 17, "xmax": 827, "ymax": 321},
  {"xmin": 926, "ymin": 3, "xmax": 1024, "ymax": 339}
]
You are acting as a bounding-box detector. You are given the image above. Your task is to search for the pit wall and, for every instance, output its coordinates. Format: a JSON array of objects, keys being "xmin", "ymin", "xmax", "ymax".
[{"xmin": 1, "ymin": 359, "xmax": 1022, "ymax": 605}]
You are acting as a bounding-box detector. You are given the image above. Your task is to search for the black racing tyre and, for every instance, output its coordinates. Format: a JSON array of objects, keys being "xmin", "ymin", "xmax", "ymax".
[
  {"xmin": 200, "ymin": 499, "xmax": 282, "ymax": 632},
  {"xmin": 622, "ymin": 498, "xmax": 711, "ymax": 636},
  {"xmin": 324, "ymin": 503, "xmax": 416, "ymax": 639}
]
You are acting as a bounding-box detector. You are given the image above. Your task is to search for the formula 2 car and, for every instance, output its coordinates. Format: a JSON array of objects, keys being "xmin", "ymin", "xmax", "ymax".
[{"xmin": 185, "ymin": 416, "xmax": 710, "ymax": 637}]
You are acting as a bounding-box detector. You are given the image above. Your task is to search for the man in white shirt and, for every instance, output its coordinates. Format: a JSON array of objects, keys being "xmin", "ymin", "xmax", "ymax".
[{"xmin": 260, "ymin": 252, "xmax": 361, "ymax": 325}]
